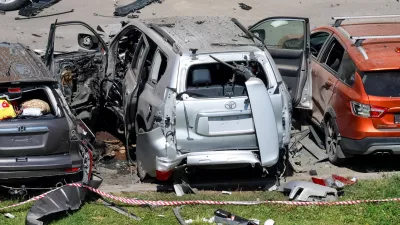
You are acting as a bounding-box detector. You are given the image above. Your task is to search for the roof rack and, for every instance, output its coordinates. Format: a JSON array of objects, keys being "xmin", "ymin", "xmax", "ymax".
[
  {"xmin": 332, "ymin": 15, "xmax": 400, "ymax": 27},
  {"xmin": 351, "ymin": 35, "xmax": 400, "ymax": 47}
]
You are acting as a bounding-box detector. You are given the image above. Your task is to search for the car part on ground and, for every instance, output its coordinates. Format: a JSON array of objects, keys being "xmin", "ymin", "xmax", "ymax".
[
  {"xmin": 15, "ymin": 9, "xmax": 74, "ymax": 20},
  {"xmin": 214, "ymin": 209, "xmax": 259, "ymax": 225},
  {"xmin": 173, "ymin": 206, "xmax": 187, "ymax": 225},
  {"xmin": 18, "ymin": 0, "xmax": 60, "ymax": 17},
  {"xmin": 99, "ymin": 197, "xmax": 141, "ymax": 221},
  {"xmin": 282, "ymin": 180, "xmax": 338, "ymax": 202},
  {"xmin": 0, "ymin": 0, "xmax": 27, "ymax": 11},
  {"xmin": 114, "ymin": 0, "xmax": 162, "ymax": 17}
]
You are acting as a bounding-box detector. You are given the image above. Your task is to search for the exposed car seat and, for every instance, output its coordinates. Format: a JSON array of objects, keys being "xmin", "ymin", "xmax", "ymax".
[
  {"xmin": 187, "ymin": 68, "xmax": 223, "ymax": 97},
  {"xmin": 330, "ymin": 58, "xmax": 341, "ymax": 72}
]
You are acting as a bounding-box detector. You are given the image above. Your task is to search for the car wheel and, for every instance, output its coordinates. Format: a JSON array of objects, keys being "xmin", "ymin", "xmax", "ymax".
[
  {"xmin": 0, "ymin": 0, "xmax": 27, "ymax": 11},
  {"xmin": 136, "ymin": 128, "xmax": 148, "ymax": 181},
  {"xmin": 325, "ymin": 119, "xmax": 344, "ymax": 165}
]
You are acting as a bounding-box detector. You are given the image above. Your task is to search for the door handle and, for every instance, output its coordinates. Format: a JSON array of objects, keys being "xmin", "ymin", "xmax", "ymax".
[{"xmin": 324, "ymin": 80, "xmax": 333, "ymax": 89}]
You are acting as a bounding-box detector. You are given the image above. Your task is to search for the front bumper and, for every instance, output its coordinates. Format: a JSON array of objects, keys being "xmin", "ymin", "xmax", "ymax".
[
  {"xmin": 0, "ymin": 153, "xmax": 83, "ymax": 180},
  {"xmin": 341, "ymin": 137, "xmax": 400, "ymax": 155}
]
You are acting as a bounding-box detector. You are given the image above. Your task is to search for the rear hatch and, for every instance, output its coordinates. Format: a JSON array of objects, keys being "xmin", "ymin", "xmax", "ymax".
[
  {"xmin": 362, "ymin": 70, "xmax": 400, "ymax": 129},
  {"xmin": 0, "ymin": 85, "xmax": 71, "ymax": 157}
]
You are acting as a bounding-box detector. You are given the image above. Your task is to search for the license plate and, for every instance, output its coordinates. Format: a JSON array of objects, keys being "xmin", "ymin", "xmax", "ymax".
[{"xmin": 394, "ymin": 114, "xmax": 400, "ymax": 124}]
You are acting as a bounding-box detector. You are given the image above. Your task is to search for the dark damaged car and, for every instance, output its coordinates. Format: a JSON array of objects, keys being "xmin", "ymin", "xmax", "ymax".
[{"xmin": 0, "ymin": 42, "xmax": 87, "ymax": 183}]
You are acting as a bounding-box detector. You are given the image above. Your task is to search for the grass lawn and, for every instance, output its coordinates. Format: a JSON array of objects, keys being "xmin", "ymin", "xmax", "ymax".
[{"xmin": 0, "ymin": 175, "xmax": 399, "ymax": 225}]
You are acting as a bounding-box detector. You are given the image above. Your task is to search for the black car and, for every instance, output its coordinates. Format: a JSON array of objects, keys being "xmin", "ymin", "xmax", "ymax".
[{"xmin": 0, "ymin": 42, "xmax": 88, "ymax": 183}]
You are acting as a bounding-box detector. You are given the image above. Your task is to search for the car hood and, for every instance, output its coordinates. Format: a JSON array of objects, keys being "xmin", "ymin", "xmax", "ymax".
[{"xmin": 0, "ymin": 42, "xmax": 56, "ymax": 84}]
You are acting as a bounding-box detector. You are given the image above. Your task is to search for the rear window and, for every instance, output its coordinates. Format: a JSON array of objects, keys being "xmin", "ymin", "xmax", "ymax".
[
  {"xmin": 363, "ymin": 71, "xmax": 400, "ymax": 97},
  {"xmin": 186, "ymin": 61, "xmax": 268, "ymax": 98}
]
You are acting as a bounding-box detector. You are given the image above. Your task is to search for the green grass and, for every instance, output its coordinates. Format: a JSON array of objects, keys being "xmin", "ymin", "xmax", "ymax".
[{"xmin": 1, "ymin": 175, "xmax": 400, "ymax": 225}]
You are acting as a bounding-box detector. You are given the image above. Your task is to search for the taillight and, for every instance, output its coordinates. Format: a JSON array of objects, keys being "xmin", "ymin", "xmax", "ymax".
[
  {"xmin": 350, "ymin": 101, "xmax": 388, "ymax": 118},
  {"xmin": 8, "ymin": 88, "xmax": 21, "ymax": 93}
]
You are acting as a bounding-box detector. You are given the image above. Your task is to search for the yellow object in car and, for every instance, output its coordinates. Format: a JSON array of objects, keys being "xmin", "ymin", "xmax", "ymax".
[{"xmin": 0, "ymin": 98, "xmax": 16, "ymax": 120}]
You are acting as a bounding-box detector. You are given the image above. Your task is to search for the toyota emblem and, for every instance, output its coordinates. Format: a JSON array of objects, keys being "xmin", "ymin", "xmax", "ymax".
[{"xmin": 225, "ymin": 101, "xmax": 236, "ymax": 109}]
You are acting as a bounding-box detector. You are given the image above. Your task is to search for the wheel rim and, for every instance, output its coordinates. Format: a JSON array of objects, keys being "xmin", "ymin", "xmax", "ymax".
[{"xmin": 326, "ymin": 122, "xmax": 337, "ymax": 157}]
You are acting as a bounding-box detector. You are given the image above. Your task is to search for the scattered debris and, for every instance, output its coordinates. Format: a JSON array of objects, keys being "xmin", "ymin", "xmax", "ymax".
[
  {"xmin": 173, "ymin": 206, "xmax": 187, "ymax": 225},
  {"xmin": 4, "ymin": 213, "xmax": 15, "ymax": 219},
  {"xmin": 127, "ymin": 14, "xmax": 139, "ymax": 19},
  {"xmin": 283, "ymin": 181, "xmax": 338, "ymax": 202},
  {"xmin": 214, "ymin": 209, "xmax": 259, "ymax": 225},
  {"xmin": 93, "ymin": 13, "xmax": 118, "ymax": 18},
  {"xmin": 114, "ymin": 0, "xmax": 161, "ymax": 17},
  {"xmin": 185, "ymin": 219, "xmax": 193, "ymax": 224},
  {"xmin": 221, "ymin": 191, "xmax": 232, "ymax": 195},
  {"xmin": 19, "ymin": 0, "xmax": 63, "ymax": 17},
  {"xmin": 99, "ymin": 197, "xmax": 141, "ymax": 220},
  {"xmin": 312, "ymin": 174, "xmax": 357, "ymax": 189},
  {"xmin": 195, "ymin": 20, "xmax": 205, "ymax": 25},
  {"xmin": 264, "ymin": 219, "xmax": 275, "ymax": 225},
  {"xmin": 300, "ymin": 137, "xmax": 328, "ymax": 162},
  {"xmin": 238, "ymin": 3, "xmax": 252, "ymax": 10},
  {"xmin": 31, "ymin": 34, "xmax": 42, "ymax": 38},
  {"xmin": 309, "ymin": 169, "xmax": 318, "ymax": 176},
  {"xmin": 202, "ymin": 217, "xmax": 215, "ymax": 223},
  {"xmin": 15, "ymin": 9, "xmax": 74, "ymax": 20}
]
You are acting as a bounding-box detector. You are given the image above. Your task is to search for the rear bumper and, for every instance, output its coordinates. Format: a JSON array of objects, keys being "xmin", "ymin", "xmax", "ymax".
[
  {"xmin": 156, "ymin": 150, "xmax": 261, "ymax": 175},
  {"xmin": 0, "ymin": 153, "xmax": 83, "ymax": 179},
  {"xmin": 341, "ymin": 137, "xmax": 400, "ymax": 155}
]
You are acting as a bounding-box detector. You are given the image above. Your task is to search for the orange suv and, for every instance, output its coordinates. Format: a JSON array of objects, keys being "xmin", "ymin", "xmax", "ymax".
[{"xmin": 310, "ymin": 15, "xmax": 400, "ymax": 164}]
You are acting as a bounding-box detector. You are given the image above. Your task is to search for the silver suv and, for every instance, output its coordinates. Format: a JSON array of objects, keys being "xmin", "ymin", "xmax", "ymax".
[{"xmin": 43, "ymin": 16, "xmax": 311, "ymax": 181}]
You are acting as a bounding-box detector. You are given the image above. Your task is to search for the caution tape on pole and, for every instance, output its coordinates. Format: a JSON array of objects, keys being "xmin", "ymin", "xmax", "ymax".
[{"xmin": 1, "ymin": 183, "xmax": 399, "ymax": 211}]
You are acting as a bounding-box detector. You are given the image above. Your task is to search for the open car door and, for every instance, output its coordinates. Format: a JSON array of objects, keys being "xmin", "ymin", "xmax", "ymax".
[
  {"xmin": 44, "ymin": 21, "xmax": 108, "ymax": 121},
  {"xmin": 249, "ymin": 17, "xmax": 312, "ymax": 110}
]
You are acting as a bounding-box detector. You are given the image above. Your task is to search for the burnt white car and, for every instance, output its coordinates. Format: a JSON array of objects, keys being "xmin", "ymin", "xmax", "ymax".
[{"xmin": 43, "ymin": 16, "xmax": 311, "ymax": 181}]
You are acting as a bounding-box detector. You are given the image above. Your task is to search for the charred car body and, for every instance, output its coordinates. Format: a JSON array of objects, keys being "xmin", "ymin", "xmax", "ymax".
[
  {"xmin": 43, "ymin": 16, "xmax": 311, "ymax": 181},
  {"xmin": 0, "ymin": 42, "xmax": 86, "ymax": 182}
]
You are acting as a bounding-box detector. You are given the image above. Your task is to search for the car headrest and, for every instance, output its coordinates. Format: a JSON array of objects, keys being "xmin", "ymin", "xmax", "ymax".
[
  {"xmin": 192, "ymin": 68, "xmax": 211, "ymax": 86},
  {"xmin": 331, "ymin": 58, "xmax": 340, "ymax": 71}
]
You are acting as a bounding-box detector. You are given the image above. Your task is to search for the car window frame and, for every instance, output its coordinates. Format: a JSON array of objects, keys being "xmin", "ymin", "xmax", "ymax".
[
  {"xmin": 319, "ymin": 35, "xmax": 346, "ymax": 78},
  {"xmin": 147, "ymin": 48, "xmax": 168, "ymax": 86},
  {"xmin": 336, "ymin": 51, "xmax": 358, "ymax": 87},
  {"xmin": 310, "ymin": 30, "xmax": 332, "ymax": 60}
]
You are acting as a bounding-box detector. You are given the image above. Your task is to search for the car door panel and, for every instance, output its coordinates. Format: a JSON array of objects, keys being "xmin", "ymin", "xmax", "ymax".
[{"xmin": 249, "ymin": 17, "xmax": 311, "ymax": 109}]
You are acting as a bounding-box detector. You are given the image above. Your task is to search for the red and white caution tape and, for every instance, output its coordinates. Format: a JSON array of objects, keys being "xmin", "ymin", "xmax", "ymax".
[{"xmin": 1, "ymin": 182, "xmax": 399, "ymax": 211}]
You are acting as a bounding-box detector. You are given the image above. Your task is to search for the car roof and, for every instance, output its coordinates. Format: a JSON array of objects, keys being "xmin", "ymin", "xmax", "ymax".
[
  {"xmin": 315, "ymin": 22, "xmax": 400, "ymax": 71},
  {"xmin": 0, "ymin": 43, "xmax": 55, "ymax": 84},
  {"xmin": 140, "ymin": 16, "xmax": 262, "ymax": 55}
]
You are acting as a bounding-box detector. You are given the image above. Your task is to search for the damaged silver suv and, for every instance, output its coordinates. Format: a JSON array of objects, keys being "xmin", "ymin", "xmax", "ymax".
[{"xmin": 43, "ymin": 16, "xmax": 311, "ymax": 181}]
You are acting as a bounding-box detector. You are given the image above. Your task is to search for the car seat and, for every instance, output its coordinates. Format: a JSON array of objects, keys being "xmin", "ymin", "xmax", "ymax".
[{"xmin": 187, "ymin": 68, "xmax": 223, "ymax": 97}]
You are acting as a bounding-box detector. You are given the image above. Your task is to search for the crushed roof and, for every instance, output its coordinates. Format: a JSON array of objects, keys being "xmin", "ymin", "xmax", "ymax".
[
  {"xmin": 141, "ymin": 16, "xmax": 261, "ymax": 54},
  {"xmin": 0, "ymin": 43, "xmax": 54, "ymax": 83}
]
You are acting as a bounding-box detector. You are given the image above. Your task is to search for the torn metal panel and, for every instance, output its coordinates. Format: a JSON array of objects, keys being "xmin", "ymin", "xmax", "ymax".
[
  {"xmin": 0, "ymin": 43, "xmax": 55, "ymax": 83},
  {"xmin": 245, "ymin": 77, "xmax": 279, "ymax": 167},
  {"xmin": 25, "ymin": 185, "xmax": 86, "ymax": 225},
  {"xmin": 114, "ymin": 0, "xmax": 158, "ymax": 17},
  {"xmin": 283, "ymin": 181, "xmax": 338, "ymax": 202},
  {"xmin": 18, "ymin": 0, "xmax": 61, "ymax": 17}
]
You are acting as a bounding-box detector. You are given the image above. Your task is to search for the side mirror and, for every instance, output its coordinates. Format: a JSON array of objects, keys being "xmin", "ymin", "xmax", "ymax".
[{"xmin": 77, "ymin": 33, "xmax": 100, "ymax": 50}]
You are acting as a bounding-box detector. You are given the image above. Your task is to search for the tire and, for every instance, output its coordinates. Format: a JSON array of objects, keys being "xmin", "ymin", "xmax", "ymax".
[
  {"xmin": 324, "ymin": 119, "xmax": 345, "ymax": 165},
  {"xmin": 0, "ymin": 0, "xmax": 27, "ymax": 11}
]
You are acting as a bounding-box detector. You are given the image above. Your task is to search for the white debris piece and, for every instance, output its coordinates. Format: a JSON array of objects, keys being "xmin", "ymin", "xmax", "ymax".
[
  {"xmin": 185, "ymin": 219, "xmax": 193, "ymax": 224},
  {"xmin": 221, "ymin": 191, "xmax": 232, "ymax": 195},
  {"xmin": 21, "ymin": 108, "xmax": 42, "ymax": 117},
  {"xmin": 264, "ymin": 219, "xmax": 275, "ymax": 225},
  {"xmin": 4, "ymin": 213, "xmax": 15, "ymax": 219}
]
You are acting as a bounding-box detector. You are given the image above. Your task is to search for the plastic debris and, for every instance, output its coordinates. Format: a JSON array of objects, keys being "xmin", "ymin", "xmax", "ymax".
[
  {"xmin": 4, "ymin": 213, "xmax": 15, "ymax": 219},
  {"xmin": 264, "ymin": 219, "xmax": 275, "ymax": 225},
  {"xmin": 222, "ymin": 191, "xmax": 232, "ymax": 195}
]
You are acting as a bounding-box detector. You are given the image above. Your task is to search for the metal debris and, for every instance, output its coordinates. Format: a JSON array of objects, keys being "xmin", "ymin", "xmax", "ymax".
[
  {"xmin": 114, "ymin": 0, "xmax": 160, "ymax": 17},
  {"xmin": 4, "ymin": 213, "xmax": 15, "ymax": 219},
  {"xmin": 99, "ymin": 197, "xmax": 141, "ymax": 220},
  {"xmin": 18, "ymin": 0, "xmax": 62, "ymax": 17},
  {"xmin": 238, "ymin": 3, "xmax": 252, "ymax": 10},
  {"xmin": 15, "ymin": 9, "xmax": 74, "ymax": 20},
  {"xmin": 283, "ymin": 181, "xmax": 338, "ymax": 202},
  {"xmin": 32, "ymin": 34, "xmax": 42, "ymax": 38},
  {"xmin": 173, "ymin": 206, "xmax": 187, "ymax": 225},
  {"xmin": 127, "ymin": 14, "xmax": 139, "ymax": 19}
]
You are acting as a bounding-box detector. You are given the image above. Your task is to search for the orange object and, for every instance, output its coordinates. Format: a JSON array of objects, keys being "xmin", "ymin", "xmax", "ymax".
[{"xmin": 310, "ymin": 20, "xmax": 400, "ymax": 160}]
